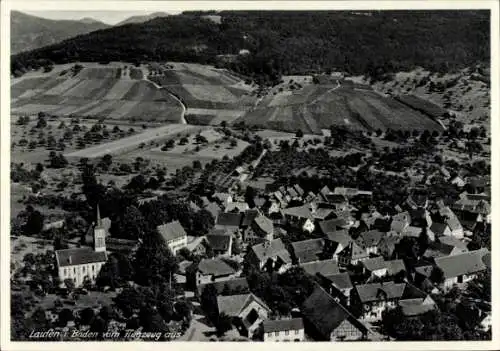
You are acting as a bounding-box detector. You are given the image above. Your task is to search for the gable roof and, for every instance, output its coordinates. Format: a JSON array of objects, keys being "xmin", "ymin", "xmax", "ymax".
[
  {"xmin": 282, "ymin": 205, "xmax": 312, "ymax": 219},
  {"xmin": 157, "ymin": 220, "xmax": 187, "ymax": 242},
  {"xmin": 399, "ymin": 297, "xmax": 436, "ymax": 317},
  {"xmin": 319, "ymin": 219, "xmax": 348, "ymax": 234},
  {"xmin": 225, "ymin": 202, "xmax": 250, "ymax": 213},
  {"xmin": 242, "ymin": 209, "xmax": 260, "ymax": 227},
  {"xmin": 339, "ymin": 242, "xmax": 368, "ymax": 261},
  {"xmin": 355, "ymin": 282, "xmax": 406, "ymax": 303},
  {"xmin": 312, "ymin": 208, "xmax": 335, "ymax": 220},
  {"xmin": 263, "ymin": 318, "xmax": 304, "ymax": 333},
  {"xmin": 215, "ymin": 212, "xmax": 243, "ymax": 227},
  {"xmin": 198, "ymin": 258, "xmax": 236, "ymax": 276},
  {"xmin": 438, "ymin": 236, "xmax": 468, "ymax": 250},
  {"xmin": 386, "ymin": 259, "xmax": 406, "ymax": 275},
  {"xmin": 252, "ymin": 215, "xmax": 274, "ymax": 235},
  {"xmin": 250, "ymin": 238, "xmax": 292, "ymax": 264},
  {"xmin": 56, "ymin": 248, "xmax": 107, "ymax": 267},
  {"xmin": 293, "ymin": 184, "xmax": 305, "ymax": 196},
  {"xmin": 292, "ymin": 238, "xmax": 325, "ymax": 256},
  {"xmin": 324, "ymin": 229, "xmax": 351, "ymax": 247},
  {"xmin": 301, "ymin": 259, "xmax": 340, "ymax": 276},
  {"xmin": 197, "ymin": 277, "xmax": 249, "ymax": 296},
  {"xmin": 205, "ymin": 202, "xmax": 221, "ymax": 218},
  {"xmin": 357, "ymin": 230, "xmax": 385, "ymax": 248},
  {"xmin": 361, "ymin": 256, "xmax": 386, "ymax": 272},
  {"xmin": 322, "ymin": 272, "xmax": 353, "ymax": 290},
  {"xmin": 435, "ymin": 249, "xmax": 489, "ymax": 279},
  {"xmin": 429, "ymin": 222, "xmax": 449, "ymax": 236},
  {"xmin": 206, "ymin": 233, "xmax": 232, "ymax": 252},
  {"xmin": 302, "ymin": 285, "xmax": 367, "ymax": 339},
  {"xmin": 217, "ymin": 293, "xmax": 271, "ymax": 316}
]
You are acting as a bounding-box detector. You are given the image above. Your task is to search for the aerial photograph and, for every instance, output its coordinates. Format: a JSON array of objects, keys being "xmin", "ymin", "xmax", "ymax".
[{"xmin": 8, "ymin": 7, "xmax": 492, "ymax": 343}]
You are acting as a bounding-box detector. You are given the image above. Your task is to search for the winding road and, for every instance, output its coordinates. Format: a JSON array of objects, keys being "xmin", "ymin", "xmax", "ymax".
[{"xmin": 140, "ymin": 67, "xmax": 187, "ymax": 124}]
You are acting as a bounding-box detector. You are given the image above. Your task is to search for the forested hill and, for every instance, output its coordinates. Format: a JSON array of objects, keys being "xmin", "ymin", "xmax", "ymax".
[
  {"xmin": 12, "ymin": 10, "xmax": 489, "ymax": 84},
  {"xmin": 10, "ymin": 11, "xmax": 110, "ymax": 55}
]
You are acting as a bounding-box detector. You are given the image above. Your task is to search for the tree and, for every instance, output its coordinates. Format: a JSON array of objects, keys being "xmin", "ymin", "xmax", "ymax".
[
  {"xmin": 111, "ymin": 205, "xmax": 146, "ymax": 240},
  {"xmin": 24, "ymin": 210, "xmax": 45, "ymax": 235},
  {"xmin": 295, "ymin": 129, "xmax": 304, "ymax": 138},
  {"xmin": 200, "ymin": 284, "xmax": 219, "ymax": 322},
  {"xmin": 64, "ymin": 278, "xmax": 75, "ymax": 291},
  {"xmin": 79, "ymin": 307, "xmax": 95, "ymax": 326},
  {"xmin": 430, "ymin": 266, "xmax": 445, "ymax": 285},
  {"xmin": 215, "ymin": 312, "xmax": 233, "ymax": 337},
  {"xmin": 133, "ymin": 229, "xmax": 178, "ymax": 287}
]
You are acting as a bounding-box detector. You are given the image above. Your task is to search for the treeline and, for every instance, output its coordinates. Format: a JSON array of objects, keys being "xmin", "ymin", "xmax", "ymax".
[{"xmin": 12, "ymin": 11, "xmax": 489, "ymax": 84}]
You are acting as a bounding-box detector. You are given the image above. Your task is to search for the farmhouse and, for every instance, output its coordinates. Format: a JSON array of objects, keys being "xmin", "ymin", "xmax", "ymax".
[
  {"xmin": 197, "ymin": 277, "xmax": 249, "ymax": 297},
  {"xmin": 245, "ymin": 215, "xmax": 274, "ymax": 244},
  {"xmin": 247, "ymin": 239, "xmax": 292, "ymax": 273},
  {"xmin": 196, "ymin": 258, "xmax": 237, "ymax": 286},
  {"xmin": 157, "ymin": 220, "xmax": 188, "ymax": 255},
  {"xmin": 434, "ymin": 249, "xmax": 490, "ymax": 291},
  {"xmin": 205, "ymin": 230, "xmax": 233, "ymax": 257},
  {"xmin": 355, "ymin": 230, "xmax": 385, "ymax": 255},
  {"xmin": 337, "ymin": 241, "xmax": 369, "ymax": 267},
  {"xmin": 352, "ymin": 282, "xmax": 407, "ymax": 321},
  {"xmin": 281, "ymin": 205, "xmax": 315, "ymax": 233},
  {"xmin": 317, "ymin": 272, "xmax": 353, "ymax": 306},
  {"xmin": 291, "ymin": 238, "xmax": 326, "ymax": 264},
  {"xmin": 302, "ymin": 285, "xmax": 368, "ymax": 341},
  {"xmin": 217, "ymin": 293, "xmax": 271, "ymax": 338},
  {"xmin": 301, "ymin": 259, "xmax": 340, "ymax": 277},
  {"xmin": 262, "ymin": 318, "xmax": 305, "ymax": 342},
  {"xmin": 323, "ymin": 229, "xmax": 352, "ymax": 259}
]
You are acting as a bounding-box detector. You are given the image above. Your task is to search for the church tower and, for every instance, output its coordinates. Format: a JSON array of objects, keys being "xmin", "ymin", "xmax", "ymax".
[{"xmin": 94, "ymin": 204, "xmax": 106, "ymax": 253}]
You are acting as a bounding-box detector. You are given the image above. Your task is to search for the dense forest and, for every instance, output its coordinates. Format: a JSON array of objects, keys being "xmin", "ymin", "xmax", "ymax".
[{"xmin": 12, "ymin": 11, "xmax": 489, "ymax": 84}]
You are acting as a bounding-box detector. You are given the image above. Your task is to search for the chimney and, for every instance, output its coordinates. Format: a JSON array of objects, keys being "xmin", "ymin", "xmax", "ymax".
[{"xmin": 68, "ymin": 256, "xmax": 72, "ymax": 265}]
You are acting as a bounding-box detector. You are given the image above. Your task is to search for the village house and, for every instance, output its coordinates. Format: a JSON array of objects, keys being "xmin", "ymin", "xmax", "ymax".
[
  {"xmin": 434, "ymin": 249, "xmax": 490, "ymax": 291},
  {"xmin": 241, "ymin": 209, "xmax": 261, "ymax": 229},
  {"xmin": 301, "ymin": 259, "xmax": 340, "ymax": 277},
  {"xmin": 217, "ymin": 293, "xmax": 272, "ymax": 338},
  {"xmin": 225, "ymin": 201, "xmax": 250, "ymax": 213},
  {"xmin": 245, "ymin": 215, "xmax": 274, "ymax": 244},
  {"xmin": 291, "ymin": 238, "xmax": 326, "ymax": 264},
  {"xmin": 390, "ymin": 211, "xmax": 411, "ymax": 234},
  {"xmin": 428, "ymin": 222, "xmax": 452, "ymax": 240},
  {"xmin": 337, "ymin": 241, "xmax": 369, "ymax": 267},
  {"xmin": 377, "ymin": 234, "xmax": 401, "ymax": 260},
  {"xmin": 262, "ymin": 318, "xmax": 305, "ymax": 342},
  {"xmin": 213, "ymin": 192, "xmax": 233, "ymax": 208},
  {"xmin": 204, "ymin": 201, "xmax": 222, "ymax": 220},
  {"xmin": 55, "ymin": 207, "xmax": 107, "ymax": 288},
  {"xmin": 399, "ymin": 295, "xmax": 437, "ymax": 318},
  {"xmin": 361, "ymin": 257, "xmax": 406, "ymax": 280},
  {"xmin": 215, "ymin": 212, "xmax": 243, "ymax": 235},
  {"xmin": 281, "ymin": 205, "xmax": 315, "ymax": 233},
  {"xmin": 316, "ymin": 271, "xmax": 353, "ymax": 306},
  {"xmin": 323, "ymin": 229, "xmax": 352, "ymax": 260},
  {"xmin": 185, "ymin": 236, "xmax": 208, "ymax": 256},
  {"xmin": 157, "ymin": 220, "xmax": 188, "ymax": 256},
  {"xmin": 196, "ymin": 276, "xmax": 249, "ymax": 297},
  {"xmin": 246, "ymin": 239, "xmax": 292, "ymax": 273},
  {"xmin": 195, "ymin": 258, "xmax": 237, "ymax": 286},
  {"xmin": 351, "ymin": 282, "xmax": 408, "ymax": 321},
  {"xmin": 205, "ymin": 229, "xmax": 233, "ymax": 257},
  {"xmin": 355, "ymin": 230, "xmax": 385, "ymax": 255},
  {"xmin": 302, "ymin": 285, "xmax": 368, "ymax": 341},
  {"xmin": 423, "ymin": 238, "xmax": 468, "ymax": 259},
  {"xmin": 450, "ymin": 175, "xmax": 466, "ymax": 188}
]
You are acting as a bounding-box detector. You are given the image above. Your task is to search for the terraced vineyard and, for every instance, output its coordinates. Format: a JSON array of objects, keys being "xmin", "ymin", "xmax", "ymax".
[
  {"xmin": 11, "ymin": 64, "xmax": 183, "ymax": 122},
  {"xmin": 236, "ymin": 84, "xmax": 444, "ymax": 134},
  {"xmin": 149, "ymin": 62, "xmax": 256, "ymax": 124}
]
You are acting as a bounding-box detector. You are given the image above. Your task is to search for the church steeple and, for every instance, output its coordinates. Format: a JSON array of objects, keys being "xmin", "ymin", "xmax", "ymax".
[{"xmin": 93, "ymin": 203, "xmax": 106, "ymax": 253}]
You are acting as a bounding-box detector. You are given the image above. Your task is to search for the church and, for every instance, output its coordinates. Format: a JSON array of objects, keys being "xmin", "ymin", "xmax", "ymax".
[{"xmin": 55, "ymin": 206, "xmax": 108, "ymax": 288}]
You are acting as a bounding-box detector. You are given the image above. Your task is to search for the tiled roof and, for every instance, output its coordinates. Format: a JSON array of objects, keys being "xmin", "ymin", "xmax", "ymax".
[
  {"xmin": 339, "ymin": 242, "xmax": 368, "ymax": 261},
  {"xmin": 301, "ymin": 259, "xmax": 340, "ymax": 276},
  {"xmin": 225, "ymin": 202, "xmax": 250, "ymax": 213},
  {"xmin": 355, "ymin": 282, "xmax": 406, "ymax": 303},
  {"xmin": 302, "ymin": 285, "xmax": 367, "ymax": 339},
  {"xmin": 312, "ymin": 208, "xmax": 335, "ymax": 220},
  {"xmin": 324, "ymin": 229, "xmax": 351, "ymax": 247},
  {"xmin": 282, "ymin": 205, "xmax": 312, "ymax": 219},
  {"xmin": 357, "ymin": 230, "xmax": 385, "ymax": 248},
  {"xmin": 215, "ymin": 212, "xmax": 243, "ymax": 227},
  {"xmin": 399, "ymin": 298, "xmax": 436, "ymax": 317},
  {"xmin": 437, "ymin": 236, "xmax": 468, "ymax": 249},
  {"xmin": 291, "ymin": 238, "xmax": 324, "ymax": 255},
  {"xmin": 56, "ymin": 248, "xmax": 107, "ymax": 267},
  {"xmin": 263, "ymin": 318, "xmax": 304, "ymax": 333},
  {"xmin": 252, "ymin": 215, "xmax": 274, "ymax": 235},
  {"xmin": 435, "ymin": 249, "xmax": 489, "ymax": 279},
  {"xmin": 197, "ymin": 277, "xmax": 249, "ymax": 295},
  {"xmin": 361, "ymin": 256, "xmax": 386, "ymax": 271},
  {"xmin": 205, "ymin": 202, "xmax": 221, "ymax": 218},
  {"xmin": 242, "ymin": 209, "xmax": 260, "ymax": 227},
  {"xmin": 251, "ymin": 238, "xmax": 292, "ymax": 264},
  {"xmin": 157, "ymin": 220, "xmax": 187, "ymax": 242},
  {"xmin": 386, "ymin": 259, "xmax": 406, "ymax": 275},
  {"xmin": 198, "ymin": 258, "xmax": 236, "ymax": 277},
  {"xmin": 206, "ymin": 233, "xmax": 232, "ymax": 251},
  {"xmin": 217, "ymin": 293, "xmax": 271, "ymax": 317},
  {"xmin": 430, "ymin": 222, "xmax": 449, "ymax": 236},
  {"xmin": 319, "ymin": 219, "xmax": 348, "ymax": 234},
  {"xmin": 322, "ymin": 272, "xmax": 353, "ymax": 290}
]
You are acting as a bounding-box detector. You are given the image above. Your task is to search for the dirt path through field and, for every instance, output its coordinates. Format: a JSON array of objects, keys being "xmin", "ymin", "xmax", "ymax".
[
  {"xmin": 140, "ymin": 67, "xmax": 187, "ymax": 124},
  {"xmin": 308, "ymin": 79, "xmax": 341, "ymax": 105}
]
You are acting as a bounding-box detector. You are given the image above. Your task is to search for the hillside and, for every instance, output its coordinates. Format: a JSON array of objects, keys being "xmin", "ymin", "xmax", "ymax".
[
  {"xmin": 11, "ymin": 63, "xmax": 183, "ymax": 122},
  {"xmin": 10, "ymin": 11, "xmax": 110, "ymax": 55},
  {"xmin": 12, "ymin": 11, "xmax": 489, "ymax": 84},
  {"xmin": 235, "ymin": 77, "xmax": 443, "ymax": 134},
  {"xmin": 115, "ymin": 12, "xmax": 170, "ymax": 26},
  {"xmin": 372, "ymin": 65, "xmax": 490, "ymax": 131}
]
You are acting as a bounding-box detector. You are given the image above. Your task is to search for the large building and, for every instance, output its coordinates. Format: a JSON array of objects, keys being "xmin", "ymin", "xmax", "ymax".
[
  {"xmin": 55, "ymin": 206, "xmax": 108, "ymax": 288},
  {"xmin": 157, "ymin": 220, "xmax": 188, "ymax": 255}
]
